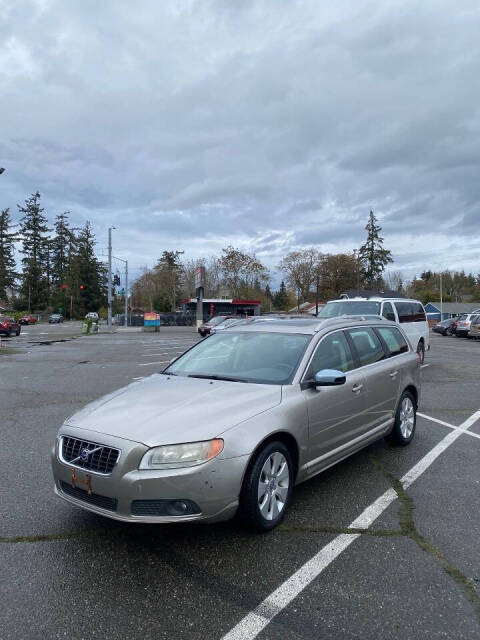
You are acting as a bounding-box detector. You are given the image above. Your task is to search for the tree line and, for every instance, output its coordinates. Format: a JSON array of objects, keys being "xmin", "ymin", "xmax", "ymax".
[
  {"xmin": 131, "ymin": 210, "xmax": 396, "ymax": 312},
  {"xmin": 0, "ymin": 192, "xmax": 107, "ymax": 317}
]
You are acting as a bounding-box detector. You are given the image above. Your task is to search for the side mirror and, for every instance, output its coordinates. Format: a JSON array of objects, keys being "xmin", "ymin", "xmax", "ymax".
[
  {"xmin": 301, "ymin": 369, "xmax": 346, "ymax": 390},
  {"xmin": 385, "ymin": 312, "xmax": 396, "ymax": 321},
  {"xmin": 314, "ymin": 369, "xmax": 346, "ymax": 386}
]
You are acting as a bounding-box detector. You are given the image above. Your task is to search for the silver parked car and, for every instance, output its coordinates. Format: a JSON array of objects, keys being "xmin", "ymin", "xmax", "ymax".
[{"xmin": 51, "ymin": 317, "xmax": 421, "ymax": 531}]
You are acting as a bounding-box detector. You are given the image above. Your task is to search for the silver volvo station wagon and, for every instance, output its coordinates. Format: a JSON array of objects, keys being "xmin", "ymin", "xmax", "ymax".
[{"xmin": 51, "ymin": 317, "xmax": 421, "ymax": 531}]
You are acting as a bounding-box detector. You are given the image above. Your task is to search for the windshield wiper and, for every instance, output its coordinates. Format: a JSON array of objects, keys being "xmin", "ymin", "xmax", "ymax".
[{"xmin": 187, "ymin": 374, "xmax": 247, "ymax": 383}]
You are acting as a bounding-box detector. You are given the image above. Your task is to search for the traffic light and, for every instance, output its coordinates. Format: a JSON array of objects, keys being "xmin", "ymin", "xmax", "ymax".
[
  {"xmin": 80, "ymin": 284, "xmax": 85, "ymax": 290},
  {"xmin": 61, "ymin": 283, "xmax": 67, "ymax": 291},
  {"xmin": 113, "ymin": 274, "xmax": 121, "ymax": 286}
]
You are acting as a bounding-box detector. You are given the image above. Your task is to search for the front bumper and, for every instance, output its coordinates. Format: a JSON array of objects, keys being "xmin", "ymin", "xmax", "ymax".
[{"xmin": 51, "ymin": 426, "xmax": 248, "ymax": 524}]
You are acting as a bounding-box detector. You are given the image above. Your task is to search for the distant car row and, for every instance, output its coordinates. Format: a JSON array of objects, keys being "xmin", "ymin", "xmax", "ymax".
[
  {"xmin": 197, "ymin": 296, "xmax": 431, "ymax": 364},
  {"xmin": 433, "ymin": 313, "xmax": 480, "ymax": 338}
]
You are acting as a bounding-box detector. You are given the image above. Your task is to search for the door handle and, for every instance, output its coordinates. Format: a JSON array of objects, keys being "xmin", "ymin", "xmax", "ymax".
[
  {"xmin": 389, "ymin": 371, "xmax": 398, "ymax": 378},
  {"xmin": 352, "ymin": 383, "xmax": 363, "ymax": 393}
]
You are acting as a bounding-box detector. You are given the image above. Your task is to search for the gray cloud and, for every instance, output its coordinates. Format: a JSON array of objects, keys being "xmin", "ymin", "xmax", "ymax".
[{"xmin": 1, "ymin": 0, "xmax": 480, "ymax": 284}]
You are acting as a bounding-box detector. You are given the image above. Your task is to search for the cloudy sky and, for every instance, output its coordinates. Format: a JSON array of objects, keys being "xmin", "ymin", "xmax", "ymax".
[{"xmin": 1, "ymin": 0, "xmax": 479, "ymax": 285}]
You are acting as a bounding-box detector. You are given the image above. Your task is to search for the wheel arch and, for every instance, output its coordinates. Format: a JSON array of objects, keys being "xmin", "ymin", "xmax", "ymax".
[
  {"xmin": 241, "ymin": 431, "xmax": 300, "ymax": 487},
  {"xmin": 403, "ymin": 384, "xmax": 418, "ymax": 409}
]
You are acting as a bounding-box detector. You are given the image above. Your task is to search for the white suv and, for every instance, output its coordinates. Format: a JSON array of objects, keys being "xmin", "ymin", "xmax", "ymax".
[{"xmin": 318, "ymin": 296, "xmax": 430, "ymax": 362}]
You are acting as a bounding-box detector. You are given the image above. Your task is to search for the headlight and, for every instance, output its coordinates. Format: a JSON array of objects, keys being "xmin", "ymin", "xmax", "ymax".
[{"xmin": 138, "ymin": 439, "xmax": 224, "ymax": 470}]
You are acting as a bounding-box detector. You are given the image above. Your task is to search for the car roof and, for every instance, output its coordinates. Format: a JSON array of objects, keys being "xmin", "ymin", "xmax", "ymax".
[
  {"xmin": 326, "ymin": 297, "xmax": 422, "ymax": 304},
  {"xmin": 224, "ymin": 315, "xmax": 396, "ymax": 335}
]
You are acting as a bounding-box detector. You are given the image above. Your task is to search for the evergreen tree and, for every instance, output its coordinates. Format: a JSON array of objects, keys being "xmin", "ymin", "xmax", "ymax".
[
  {"xmin": 358, "ymin": 210, "xmax": 393, "ymax": 288},
  {"xmin": 18, "ymin": 192, "xmax": 50, "ymax": 310},
  {"xmin": 51, "ymin": 212, "xmax": 72, "ymax": 285},
  {"xmin": 0, "ymin": 208, "xmax": 18, "ymax": 302},
  {"xmin": 273, "ymin": 280, "xmax": 289, "ymax": 310},
  {"xmin": 72, "ymin": 221, "xmax": 107, "ymax": 316}
]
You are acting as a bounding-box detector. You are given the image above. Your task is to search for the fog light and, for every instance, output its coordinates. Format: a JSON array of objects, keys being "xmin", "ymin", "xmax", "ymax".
[
  {"xmin": 131, "ymin": 499, "xmax": 201, "ymax": 516},
  {"xmin": 167, "ymin": 500, "xmax": 189, "ymax": 516}
]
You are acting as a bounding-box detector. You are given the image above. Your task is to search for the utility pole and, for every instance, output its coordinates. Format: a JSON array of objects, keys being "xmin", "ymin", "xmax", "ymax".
[
  {"xmin": 107, "ymin": 227, "xmax": 114, "ymax": 328},
  {"xmin": 124, "ymin": 260, "xmax": 128, "ymax": 327},
  {"xmin": 440, "ymin": 272, "xmax": 443, "ymax": 320}
]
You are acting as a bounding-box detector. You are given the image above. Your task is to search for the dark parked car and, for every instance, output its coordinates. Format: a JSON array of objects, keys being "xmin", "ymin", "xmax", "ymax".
[
  {"xmin": 19, "ymin": 314, "xmax": 37, "ymax": 325},
  {"xmin": 432, "ymin": 318, "xmax": 456, "ymax": 336},
  {"xmin": 49, "ymin": 314, "xmax": 64, "ymax": 324},
  {"xmin": 0, "ymin": 315, "xmax": 21, "ymax": 337}
]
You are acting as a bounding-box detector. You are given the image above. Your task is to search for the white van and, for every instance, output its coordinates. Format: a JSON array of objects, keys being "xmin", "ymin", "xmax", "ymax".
[{"xmin": 318, "ymin": 296, "xmax": 430, "ymax": 362}]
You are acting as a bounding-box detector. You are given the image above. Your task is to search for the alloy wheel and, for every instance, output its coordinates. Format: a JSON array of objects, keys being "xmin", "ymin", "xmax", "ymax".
[
  {"xmin": 399, "ymin": 397, "xmax": 415, "ymax": 439},
  {"xmin": 257, "ymin": 452, "xmax": 290, "ymax": 521}
]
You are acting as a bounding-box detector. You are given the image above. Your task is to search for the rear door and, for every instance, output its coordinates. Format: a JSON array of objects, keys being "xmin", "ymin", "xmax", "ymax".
[{"xmin": 345, "ymin": 327, "xmax": 398, "ymax": 431}]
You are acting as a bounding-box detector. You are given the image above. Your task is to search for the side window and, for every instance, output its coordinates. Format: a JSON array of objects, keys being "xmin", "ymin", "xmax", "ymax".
[
  {"xmin": 376, "ymin": 327, "xmax": 409, "ymax": 357},
  {"xmin": 411, "ymin": 302, "xmax": 426, "ymax": 322},
  {"xmin": 305, "ymin": 331, "xmax": 355, "ymax": 379},
  {"xmin": 382, "ymin": 302, "xmax": 396, "ymax": 321},
  {"xmin": 395, "ymin": 302, "xmax": 414, "ymax": 323},
  {"xmin": 347, "ymin": 327, "xmax": 386, "ymax": 366}
]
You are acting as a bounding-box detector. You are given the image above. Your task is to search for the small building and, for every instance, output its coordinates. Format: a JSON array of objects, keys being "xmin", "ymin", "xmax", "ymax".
[
  {"xmin": 288, "ymin": 301, "xmax": 325, "ymax": 315},
  {"xmin": 424, "ymin": 302, "xmax": 480, "ymax": 322},
  {"xmin": 182, "ymin": 298, "xmax": 261, "ymax": 321}
]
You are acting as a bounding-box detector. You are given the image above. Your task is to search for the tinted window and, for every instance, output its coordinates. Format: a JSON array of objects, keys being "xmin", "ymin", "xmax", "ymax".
[
  {"xmin": 305, "ymin": 331, "xmax": 355, "ymax": 379},
  {"xmin": 395, "ymin": 302, "xmax": 426, "ymax": 323},
  {"xmin": 347, "ymin": 328, "xmax": 385, "ymax": 366},
  {"xmin": 376, "ymin": 327, "xmax": 409, "ymax": 356},
  {"xmin": 318, "ymin": 301, "xmax": 381, "ymax": 318},
  {"xmin": 382, "ymin": 302, "xmax": 396, "ymax": 321}
]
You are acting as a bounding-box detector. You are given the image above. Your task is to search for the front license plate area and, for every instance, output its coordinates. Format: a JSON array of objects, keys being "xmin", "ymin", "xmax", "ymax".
[{"xmin": 71, "ymin": 468, "xmax": 93, "ymax": 495}]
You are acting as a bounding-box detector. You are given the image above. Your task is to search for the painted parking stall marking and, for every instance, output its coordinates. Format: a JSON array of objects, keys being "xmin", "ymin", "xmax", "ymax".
[{"xmin": 222, "ymin": 409, "xmax": 480, "ymax": 640}]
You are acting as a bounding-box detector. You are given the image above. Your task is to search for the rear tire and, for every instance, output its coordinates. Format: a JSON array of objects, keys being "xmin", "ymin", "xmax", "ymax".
[
  {"xmin": 16, "ymin": 329, "xmax": 20, "ymax": 336},
  {"xmin": 240, "ymin": 441, "xmax": 293, "ymax": 532},
  {"xmin": 388, "ymin": 391, "xmax": 416, "ymax": 446}
]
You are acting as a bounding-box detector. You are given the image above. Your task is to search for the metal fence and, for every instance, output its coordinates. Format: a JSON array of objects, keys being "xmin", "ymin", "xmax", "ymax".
[{"xmin": 114, "ymin": 312, "xmax": 196, "ymax": 327}]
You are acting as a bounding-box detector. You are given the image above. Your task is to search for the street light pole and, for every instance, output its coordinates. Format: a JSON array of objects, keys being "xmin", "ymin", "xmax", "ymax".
[
  {"xmin": 107, "ymin": 227, "xmax": 113, "ymax": 328},
  {"xmin": 125, "ymin": 260, "xmax": 128, "ymax": 328}
]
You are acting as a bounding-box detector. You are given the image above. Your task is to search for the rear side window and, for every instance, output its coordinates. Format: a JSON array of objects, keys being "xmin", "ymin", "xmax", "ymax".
[
  {"xmin": 305, "ymin": 331, "xmax": 355, "ymax": 379},
  {"xmin": 376, "ymin": 327, "xmax": 409, "ymax": 356},
  {"xmin": 395, "ymin": 302, "xmax": 426, "ymax": 323},
  {"xmin": 346, "ymin": 328, "xmax": 385, "ymax": 367},
  {"xmin": 382, "ymin": 302, "xmax": 396, "ymax": 321}
]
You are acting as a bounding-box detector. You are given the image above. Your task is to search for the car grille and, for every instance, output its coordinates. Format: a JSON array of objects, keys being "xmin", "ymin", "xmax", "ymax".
[
  {"xmin": 61, "ymin": 436, "xmax": 120, "ymax": 474},
  {"xmin": 60, "ymin": 481, "xmax": 118, "ymax": 512}
]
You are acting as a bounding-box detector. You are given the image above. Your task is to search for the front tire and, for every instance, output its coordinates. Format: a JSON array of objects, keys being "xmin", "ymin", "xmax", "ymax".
[
  {"xmin": 388, "ymin": 391, "xmax": 416, "ymax": 446},
  {"xmin": 240, "ymin": 441, "xmax": 293, "ymax": 532},
  {"xmin": 417, "ymin": 341, "xmax": 425, "ymax": 364}
]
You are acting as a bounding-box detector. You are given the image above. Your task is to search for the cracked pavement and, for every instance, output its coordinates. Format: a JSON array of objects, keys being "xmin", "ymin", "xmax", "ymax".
[{"xmin": 1, "ymin": 329, "xmax": 479, "ymax": 639}]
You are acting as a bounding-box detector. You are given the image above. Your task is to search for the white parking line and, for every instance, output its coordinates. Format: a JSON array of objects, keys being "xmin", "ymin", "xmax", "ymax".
[
  {"xmin": 418, "ymin": 412, "xmax": 480, "ymax": 441},
  {"xmin": 421, "ymin": 363, "xmax": 430, "ymax": 368},
  {"xmin": 221, "ymin": 408, "xmax": 480, "ymax": 640},
  {"xmin": 138, "ymin": 360, "xmax": 170, "ymax": 367}
]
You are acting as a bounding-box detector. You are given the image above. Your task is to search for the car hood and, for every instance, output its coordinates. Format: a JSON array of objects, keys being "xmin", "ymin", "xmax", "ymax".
[{"xmin": 65, "ymin": 374, "xmax": 282, "ymax": 447}]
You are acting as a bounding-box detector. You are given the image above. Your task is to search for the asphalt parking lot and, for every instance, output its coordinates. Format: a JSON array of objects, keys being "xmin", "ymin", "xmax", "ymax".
[{"xmin": 1, "ymin": 328, "xmax": 479, "ymax": 639}]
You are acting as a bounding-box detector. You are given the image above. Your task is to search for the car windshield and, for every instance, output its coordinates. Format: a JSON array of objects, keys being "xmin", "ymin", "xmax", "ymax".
[
  {"xmin": 318, "ymin": 301, "xmax": 381, "ymax": 318},
  {"xmin": 164, "ymin": 331, "xmax": 312, "ymax": 384}
]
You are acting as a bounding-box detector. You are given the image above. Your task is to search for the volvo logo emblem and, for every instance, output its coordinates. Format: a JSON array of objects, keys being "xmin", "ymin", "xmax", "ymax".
[{"xmin": 80, "ymin": 448, "xmax": 92, "ymax": 461}]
